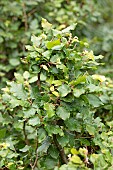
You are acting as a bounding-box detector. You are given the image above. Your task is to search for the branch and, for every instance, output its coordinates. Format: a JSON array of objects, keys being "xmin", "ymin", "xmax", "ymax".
[
  {"xmin": 53, "ymin": 134, "xmax": 68, "ymax": 164},
  {"xmin": 30, "ymin": 137, "xmax": 39, "ymax": 170},
  {"xmin": 22, "ymin": 2, "xmax": 28, "ymax": 32},
  {"xmin": 37, "ymin": 73, "xmax": 41, "ymax": 91},
  {"xmin": 23, "ymin": 120, "xmax": 29, "ymax": 145},
  {"xmin": 32, "ymin": 139, "xmax": 38, "ymax": 170}
]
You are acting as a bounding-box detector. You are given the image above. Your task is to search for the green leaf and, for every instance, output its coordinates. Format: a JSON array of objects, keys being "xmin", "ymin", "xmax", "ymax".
[
  {"xmin": 58, "ymin": 84, "xmax": 71, "ymax": 97},
  {"xmin": 25, "ymin": 45, "xmax": 34, "ymax": 51},
  {"xmin": 49, "ymin": 146, "xmax": 59, "ymax": 159},
  {"xmin": 37, "ymin": 137, "xmax": 50, "ymax": 153},
  {"xmin": 86, "ymin": 125, "xmax": 95, "ymax": 136},
  {"xmin": 31, "ymin": 35, "xmax": 42, "ymax": 47},
  {"xmin": 87, "ymin": 94, "xmax": 103, "ymax": 107},
  {"xmin": 23, "ymin": 71, "xmax": 30, "ymax": 79},
  {"xmin": 23, "ymin": 108, "xmax": 36, "ymax": 118},
  {"xmin": 46, "ymin": 39, "xmax": 61, "ymax": 49},
  {"xmin": 29, "ymin": 76, "xmax": 38, "ymax": 83},
  {"xmin": 40, "ymin": 72, "xmax": 47, "ymax": 81},
  {"xmin": 57, "ymin": 134, "xmax": 69, "ymax": 147},
  {"xmin": 62, "ymin": 24, "xmax": 77, "ymax": 33},
  {"xmin": 73, "ymin": 88, "xmax": 85, "ymax": 97},
  {"xmin": 28, "ymin": 116, "xmax": 40, "ymax": 126},
  {"xmin": 44, "ymin": 103, "xmax": 55, "ymax": 118},
  {"xmin": 0, "ymin": 129, "xmax": 6, "ymax": 139},
  {"xmin": 45, "ymin": 125, "xmax": 64, "ymax": 136},
  {"xmin": 70, "ymin": 75, "xmax": 87, "ymax": 86},
  {"xmin": 38, "ymin": 128, "xmax": 47, "ymax": 143},
  {"xmin": 9, "ymin": 58, "xmax": 20, "ymax": 66},
  {"xmin": 20, "ymin": 145, "xmax": 30, "ymax": 152},
  {"xmin": 10, "ymin": 82, "xmax": 27, "ymax": 100},
  {"xmin": 14, "ymin": 73, "xmax": 24, "ymax": 83},
  {"xmin": 56, "ymin": 106, "xmax": 70, "ymax": 120}
]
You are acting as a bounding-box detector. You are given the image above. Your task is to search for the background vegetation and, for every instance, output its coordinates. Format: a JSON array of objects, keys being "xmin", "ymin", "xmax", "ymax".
[{"xmin": 0, "ymin": 0, "xmax": 113, "ymax": 169}]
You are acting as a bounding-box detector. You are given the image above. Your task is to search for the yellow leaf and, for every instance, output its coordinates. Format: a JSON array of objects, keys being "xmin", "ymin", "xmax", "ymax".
[
  {"xmin": 92, "ymin": 74, "xmax": 106, "ymax": 82},
  {"xmin": 50, "ymin": 86, "xmax": 54, "ymax": 92},
  {"xmin": 41, "ymin": 18, "xmax": 52, "ymax": 30},
  {"xmin": 70, "ymin": 155, "xmax": 83, "ymax": 164},
  {"xmin": 71, "ymin": 148, "xmax": 79, "ymax": 155},
  {"xmin": 87, "ymin": 50, "xmax": 94, "ymax": 60},
  {"xmin": 42, "ymin": 65, "xmax": 48, "ymax": 71},
  {"xmin": 52, "ymin": 91, "xmax": 59, "ymax": 97}
]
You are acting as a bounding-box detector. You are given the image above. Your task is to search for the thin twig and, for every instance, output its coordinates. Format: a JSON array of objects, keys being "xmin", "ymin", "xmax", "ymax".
[
  {"xmin": 53, "ymin": 134, "xmax": 68, "ymax": 164},
  {"xmin": 23, "ymin": 120, "xmax": 29, "ymax": 145},
  {"xmin": 22, "ymin": 2, "xmax": 28, "ymax": 32},
  {"xmin": 32, "ymin": 139, "xmax": 38, "ymax": 170}
]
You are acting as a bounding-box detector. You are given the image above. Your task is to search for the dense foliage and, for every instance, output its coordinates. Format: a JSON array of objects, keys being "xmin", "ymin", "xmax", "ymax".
[
  {"xmin": 0, "ymin": 19, "xmax": 113, "ymax": 170},
  {"xmin": 1, "ymin": 0, "xmax": 113, "ymax": 89},
  {"xmin": 0, "ymin": 0, "xmax": 113, "ymax": 169}
]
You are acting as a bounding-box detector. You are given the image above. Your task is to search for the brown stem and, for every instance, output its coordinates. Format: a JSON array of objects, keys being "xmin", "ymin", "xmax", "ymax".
[
  {"xmin": 22, "ymin": 2, "xmax": 28, "ymax": 31},
  {"xmin": 53, "ymin": 134, "xmax": 68, "ymax": 164},
  {"xmin": 30, "ymin": 138, "xmax": 38, "ymax": 170},
  {"xmin": 37, "ymin": 73, "xmax": 41, "ymax": 90},
  {"xmin": 23, "ymin": 120, "xmax": 29, "ymax": 145}
]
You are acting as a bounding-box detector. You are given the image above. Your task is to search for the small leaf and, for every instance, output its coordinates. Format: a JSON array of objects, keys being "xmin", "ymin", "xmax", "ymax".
[
  {"xmin": 86, "ymin": 125, "xmax": 95, "ymax": 136},
  {"xmin": 49, "ymin": 146, "xmax": 59, "ymax": 159},
  {"xmin": 41, "ymin": 18, "xmax": 52, "ymax": 30},
  {"xmin": 10, "ymin": 82, "xmax": 27, "ymax": 100},
  {"xmin": 20, "ymin": 145, "xmax": 30, "ymax": 152},
  {"xmin": 23, "ymin": 108, "xmax": 36, "ymax": 118},
  {"xmin": 42, "ymin": 65, "xmax": 48, "ymax": 71},
  {"xmin": 29, "ymin": 76, "xmax": 38, "ymax": 83},
  {"xmin": 58, "ymin": 84, "xmax": 71, "ymax": 97},
  {"xmin": 52, "ymin": 91, "xmax": 59, "ymax": 97},
  {"xmin": 92, "ymin": 74, "xmax": 106, "ymax": 82},
  {"xmin": 46, "ymin": 39, "xmax": 61, "ymax": 49},
  {"xmin": 25, "ymin": 45, "xmax": 34, "ymax": 51},
  {"xmin": 28, "ymin": 116, "xmax": 40, "ymax": 126},
  {"xmin": 70, "ymin": 155, "xmax": 82, "ymax": 164},
  {"xmin": 23, "ymin": 71, "xmax": 30, "ymax": 79},
  {"xmin": 62, "ymin": 24, "xmax": 77, "ymax": 33},
  {"xmin": 50, "ymin": 86, "xmax": 54, "ymax": 92},
  {"xmin": 31, "ymin": 35, "xmax": 42, "ymax": 47},
  {"xmin": 70, "ymin": 75, "xmax": 87, "ymax": 86},
  {"xmin": 40, "ymin": 72, "xmax": 47, "ymax": 81},
  {"xmin": 37, "ymin": 137, "xmax": 50, "ymax": 153},
  {"xmin": 71, "ymin": 148, "xmax": 79, "ymax": 155},
  {"xmin": 73, "ymin": 88, "xmax": 85, "ymax": 97},
  {"xmin": 87, "ymin": 94, "xmax": 103, "ymax": 107},
  {"xmin": 44, "ymin": 103, "xmax": 55, "ymax": 118},
  {"xmin": 56, "ymin": 106, "xmax": 70, "ymax": 120},
  {"xmin": 9, "ymin": 58, "xmax": 20, "ymax": 66},
  {"xmin": 57, "ymin": 135, "xmax": 69, "ymax": 147}
]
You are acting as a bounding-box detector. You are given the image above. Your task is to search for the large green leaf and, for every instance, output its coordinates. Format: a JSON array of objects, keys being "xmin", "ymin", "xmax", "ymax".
[
  {"xmin": 56, "ymin": 106, "xmax": 70, "ymax": 120},
  {"xmin": 87, "ymin": 94, "xmax": 103, "ymax": 107},
  {"xmin": 28, "ymin": 116, "xmax": 40, "ymax": 126},
  {"xmin": 10, "ymin": 82, "xmax": 27, "ymax": 100},
  {"xmin": 58, "ymin": 84, "xmax": 71, "ymax": 97},
  {"xmin": 46, "ymin": 39, "xmax": 61, "ymax": 49},
  {"xmin": 23, "ymin": 108, "xmax": 36, "ymax": 118},
  {"xmin": 37, "ymin": 137, "xmax": 50, "ymax": 153},
  {"xmin": 44, "ymin": 103, "xmax": 55, "ymax": 118},
  {"xmin": 73, "ymin": 88, "xmax": 85, "ymax": 97}
]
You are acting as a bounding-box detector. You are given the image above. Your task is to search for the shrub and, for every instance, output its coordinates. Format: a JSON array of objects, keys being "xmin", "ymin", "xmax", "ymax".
[
  {"xmin": 1, "ymin": 0, "xmax": 107, "ymax": 89},
  {"xmin": 0, "ymin": 19, "xmax": 113, "ymax": 169}
]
